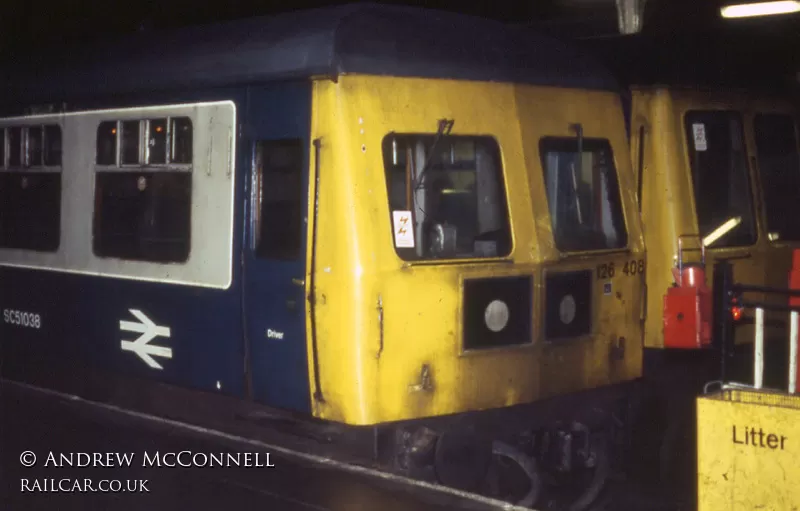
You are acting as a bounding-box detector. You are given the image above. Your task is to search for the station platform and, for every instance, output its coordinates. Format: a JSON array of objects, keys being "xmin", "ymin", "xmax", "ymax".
[
  {"xmin": 0, "ymin": 380, "xmax": 508, "ymax": 511},
  {"xmin": 0, "ymin": 379, "xmax": 686, "ymax": 511}
]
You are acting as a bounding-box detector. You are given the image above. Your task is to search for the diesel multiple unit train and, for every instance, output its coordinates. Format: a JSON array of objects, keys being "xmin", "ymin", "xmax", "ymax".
[{"xmin": 1, "ymin": 4, "xmax": 798, "ymax": 510}]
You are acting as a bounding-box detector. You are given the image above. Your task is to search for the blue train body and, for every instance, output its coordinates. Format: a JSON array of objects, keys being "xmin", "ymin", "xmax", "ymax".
[{"xmin": 0, "ymin": 82, "xmax": 315, "ymax": 414}]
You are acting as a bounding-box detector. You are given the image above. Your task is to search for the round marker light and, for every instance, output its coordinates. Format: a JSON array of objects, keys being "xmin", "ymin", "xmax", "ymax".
[
  {"xmin": 484, "ymin": 300, "xmax": 510, "ymax": 332},
  {"xmin": 559, "ymin": 295, "xmax": 577, "ymax": 325}
]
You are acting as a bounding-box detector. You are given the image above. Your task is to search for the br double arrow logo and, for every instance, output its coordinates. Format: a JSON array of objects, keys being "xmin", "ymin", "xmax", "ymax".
[{"xmin": 119, "ymin": 309, "xmax": 173, "ymax": 370}]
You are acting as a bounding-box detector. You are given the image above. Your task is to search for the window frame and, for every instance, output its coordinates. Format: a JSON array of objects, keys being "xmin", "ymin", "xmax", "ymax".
[
  {"xmin": 0, "ymin": 123, "xmax": 64, "ymax": 252},
  {"xmin": 682, "ymin": 109, "xmax": 758, "ymax": 249},
  {"xmin": 380, "ymin": 132, "xmax": 513, "ymax": 264},
  {"xmin": 752, "ymin": 111, "xmax": 800, "ymax": 243},
  {"xmin": 251, "ymin": 138, "xmax": 307, "ymax": 261},
  {"xmin": 636, "ymin": 124, "xmax": 646, "ymax": 213},
  {"xmin": 0, "ymin": 101, "xmax": 235, "ymax": 290},
  {"xmin": 538, "ymin": 135, "xmax": 630, "ymax": 255},
  {"xmin": 95, "ymin": 117, "xmax": 194, "ymax": 171},
  {"xmin": 91, "ymin": 116, "xmax": 194, "ymax": 264}
]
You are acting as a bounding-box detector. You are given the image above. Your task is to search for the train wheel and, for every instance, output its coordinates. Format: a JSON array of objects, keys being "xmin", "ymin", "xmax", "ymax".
[
  {"xmin": 481, "ymin": 440, "xmax": 542, "ymax": 508},
  {"xmin": 535, "ymin": 427, "xmax": 612, "ymax": 511}
]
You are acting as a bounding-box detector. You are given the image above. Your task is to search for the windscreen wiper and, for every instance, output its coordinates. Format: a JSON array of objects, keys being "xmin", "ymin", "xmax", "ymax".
[
  {"xmin": 570, "ymin": 122, "xmax": 585, "ymax": 224},
  {"xmin": 570, "ymin": 122, "xmax": 583, "ymax": 173},
  {"xmin": 413, "ymin": 118, "xmax": 454, "ymax": 193}
]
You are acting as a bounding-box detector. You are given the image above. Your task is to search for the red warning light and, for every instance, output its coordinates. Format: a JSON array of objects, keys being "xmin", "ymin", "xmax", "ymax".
[{"xmin": 731, "ymin": 296, "xmax": 743, "ymax": 322}]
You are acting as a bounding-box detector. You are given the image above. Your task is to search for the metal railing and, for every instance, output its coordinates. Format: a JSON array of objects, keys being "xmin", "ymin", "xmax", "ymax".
[{"xmin": 712, "ymin": 260, "xmax": 800, "ymax": 394}]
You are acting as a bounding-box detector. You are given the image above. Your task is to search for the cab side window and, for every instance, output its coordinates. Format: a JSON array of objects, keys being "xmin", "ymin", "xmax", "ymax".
[
  {"xmin": 253, "ymin": 139, "xmax": 305, "ymax": 260},
  {"xmin": 753, "ymin": 113, "xmax": 800, "ymax": 242}
]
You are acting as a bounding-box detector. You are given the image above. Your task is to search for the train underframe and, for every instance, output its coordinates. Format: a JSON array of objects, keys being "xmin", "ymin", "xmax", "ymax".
[
  {"xmin": 377, "ymin": 381, "xmax": 640, "ymax": 511},
  {"xmin": 378, "ymin": 352, "xmax": 726, "ymax": 511}
]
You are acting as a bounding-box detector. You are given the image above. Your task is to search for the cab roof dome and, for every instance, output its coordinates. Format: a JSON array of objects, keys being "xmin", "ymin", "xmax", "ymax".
[{"xmin": 0, "ymin": 3, "xmax": 620, "ymax": 104}]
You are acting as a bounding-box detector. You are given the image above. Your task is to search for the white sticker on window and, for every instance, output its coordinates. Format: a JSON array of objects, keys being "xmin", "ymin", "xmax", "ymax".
[
  {"xmin": 392, "ymin": 210, "xmax": 414, "ymax": 248},
  {"xmin": 692, "ymin": 123, "xmax": 708, "ymax": 151}
]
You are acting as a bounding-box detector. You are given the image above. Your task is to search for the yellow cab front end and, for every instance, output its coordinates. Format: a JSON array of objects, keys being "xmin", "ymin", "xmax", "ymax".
[
  {"xmin": 631, "ymin": 86, "xmax": 800, "ymax": 386},
  {"xmin": 308, "ymin": 74, "xmax": 645, "ymax": 427}
]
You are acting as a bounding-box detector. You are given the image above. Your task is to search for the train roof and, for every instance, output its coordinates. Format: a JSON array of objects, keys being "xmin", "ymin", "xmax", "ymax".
[
  {"xmin": 0, "ymin": 3, "xmax": 620, "ymax": 107},
  {"xmin": 575, "ymin": 33, "xmax": 799, "ymax": 95}
]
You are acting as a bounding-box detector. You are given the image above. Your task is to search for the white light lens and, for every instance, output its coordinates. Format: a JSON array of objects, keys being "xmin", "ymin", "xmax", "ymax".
[
  {"xmin": 721, "ymin": 1, "xmax": 800, "ymax": 18},
  {"xmin": 484, "ymin": 300, "xmax": 510, "ymax": 333},
  {"xmin": 702, "ymin": 216, "xmax": 742, "ymax": 247}
]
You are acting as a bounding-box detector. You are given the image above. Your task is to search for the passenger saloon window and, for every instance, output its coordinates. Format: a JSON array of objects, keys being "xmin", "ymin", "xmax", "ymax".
[
  {"xmin": 684, "ymin": 111, "xmax": 756, "ymax": 247},
  {"xmin": 539, "ymin": 137, "xmax": 628, "ymax": 252},
  {"xmin": 93, "ymin": 117, "xmax": 194, "ymax": 263},
  {"xmin": 121, "ymin": 121, "xmax": 140, "ymax": 165},
  {"xmin": 97, "ymin": 121, "xmax": 118, "ymax": 165},
  {"xmin": 171, "ymin": 117, "xmax": 192, "ymax": 164},
  {"xmin": 754, "ymin": 113, "xmax": 800, "ymax": 242},
  {"xmin": 27, "ymin": 126, "xmax": 43, "ymax": 167},
  {"xmin": 8, "ymin": 127, "xmax": 21, "ymax": 167},
  {"xmin": 148, "ymin": 119, "xmax": 168, "ymax": 165},
  {"xmin": 254, "ymin": 139, "xmax": 304, "ymax": 260},
  {"xmin": 382, "ymin": 135, "xmax": 511, "ymax": 260},
  {"xmin": 0, "ymin": 124, "xmax": 63, "ymax": 251},
  {"xmin": 44, "ymin": 125, "xmax": 62, "ymax": 166}
]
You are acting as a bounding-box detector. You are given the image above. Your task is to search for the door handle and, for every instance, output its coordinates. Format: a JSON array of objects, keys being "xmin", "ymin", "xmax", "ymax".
[{"xmin": 292, "ymin": 278, "xmax": 305, "ymax": 287}]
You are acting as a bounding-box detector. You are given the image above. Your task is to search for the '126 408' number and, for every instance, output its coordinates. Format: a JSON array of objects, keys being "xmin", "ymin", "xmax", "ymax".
[
  {"xmin": 596, "ymin": 259, "xmax": 645, "ymax": 280},
  {"xmin": 3, "ymin": 309, "xmax": 41, "ymax": 329},
  {"xmin": 622, "ymin": 259, "xmax": 645, "ymax": 276}
]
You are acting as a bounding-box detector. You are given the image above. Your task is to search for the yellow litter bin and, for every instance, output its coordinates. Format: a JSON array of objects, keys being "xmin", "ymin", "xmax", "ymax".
[
  {"xmin": 697, "ymin": 259, "xmax": 800, "ymax": 511},
  {"xmin": 697, "ymin": 386, "xmax": 800, "ymax": 510}
]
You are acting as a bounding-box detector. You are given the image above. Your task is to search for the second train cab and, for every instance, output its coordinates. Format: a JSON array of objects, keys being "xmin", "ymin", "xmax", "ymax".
[{"xmin": 630, "ymin": 86, "xmax": 800, "ymax": 384}]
